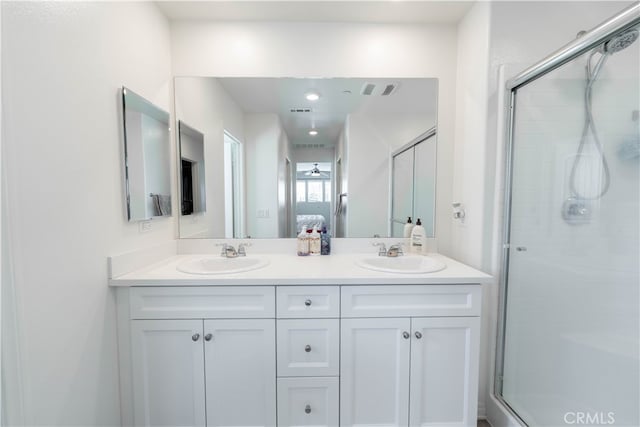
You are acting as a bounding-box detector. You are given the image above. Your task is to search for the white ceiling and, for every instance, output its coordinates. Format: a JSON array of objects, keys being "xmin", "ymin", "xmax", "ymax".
[
  {"xmin": 156, "ymin": 1, "xmax": 474, "ymax": 24},
  {"xmin": 215, "ymin": 77, "xmax": 438, "ymax": 146}
]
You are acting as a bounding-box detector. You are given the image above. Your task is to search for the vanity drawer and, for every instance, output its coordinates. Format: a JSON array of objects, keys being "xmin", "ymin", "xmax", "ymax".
[
  {"xmin": 277, "ymin": 319, "xmax": 339, "ymax": 377},
  {"xmin": 277, "ymin": 377, "xmax": 339, "ymax": 427},
  {"xmin": 277, "ymin": 286, "xmax": 339, "ymax": 318},
  {"xmin": 129, "ymin": 286, "xmax": 275, "ymax": 319},
  {"xmin": 341, "ymin": 285, "xmax": 481, "ymax": 318}
]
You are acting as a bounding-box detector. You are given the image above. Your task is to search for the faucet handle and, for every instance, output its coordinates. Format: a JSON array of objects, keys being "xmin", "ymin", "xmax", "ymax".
[
  {"xmin": 372, "ymin": 241, "xmax": 387, "ymax": 256},
  {"xmin": 237, "ymin": 242, "xmax": 251, "ymax": 256},
  {"xmin": 215, "ymin": 243, "xmax": 228, "ymax": 256}
]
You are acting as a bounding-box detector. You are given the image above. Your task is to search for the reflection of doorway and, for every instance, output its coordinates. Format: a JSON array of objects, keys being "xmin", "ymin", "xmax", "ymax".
[
  {"xmin": 334, "ymin": 158, "xmax": 345, "ymax": 237},
  {"xmin": 224, "ymin": 131, "xmax": 244, "ymax": 238},
  {"xmin": 181, "ymin": 159, "xmax": 195, "ymax": 215},
  {"xmin": 295, "ymin": 162, "xmax": 332, "ymax": 234},
  {"xmin": 285, "ymin": 158, "xmax": 293, "ymax": 237}
]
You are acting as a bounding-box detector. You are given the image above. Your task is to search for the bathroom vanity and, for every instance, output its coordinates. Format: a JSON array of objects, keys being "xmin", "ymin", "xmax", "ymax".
[{"xmin": 110, "ymin": 250, "xmax": 490, "ymax": 427}]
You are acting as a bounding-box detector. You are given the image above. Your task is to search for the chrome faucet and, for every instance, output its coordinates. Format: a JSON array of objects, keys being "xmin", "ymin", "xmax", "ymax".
[
  {"xmin": 373, "ymin": 241, "xmax": 405, "ymax": 257},
  {"xmin": 216, "ymin": 243, "xmax": 238, "ymax": 258},
  {"xmin": 387, "ymin": 243, "xmax": 404, "ymax": 257}
]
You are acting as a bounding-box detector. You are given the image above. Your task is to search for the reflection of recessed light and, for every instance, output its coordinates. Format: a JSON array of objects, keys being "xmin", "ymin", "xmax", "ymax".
[
  {"xmin": 305, "ymin": 92, "xmax": 320, "ymax": 101},
  {"xmin": 308, "ymin": 130, "xmax": 318, "ymax": 136}
]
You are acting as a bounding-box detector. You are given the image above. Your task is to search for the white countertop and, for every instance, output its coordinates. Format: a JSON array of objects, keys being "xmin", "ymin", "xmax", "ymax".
[{"xmin": 109, "ymin": 252, "xmax": 492, "ymax": 286}]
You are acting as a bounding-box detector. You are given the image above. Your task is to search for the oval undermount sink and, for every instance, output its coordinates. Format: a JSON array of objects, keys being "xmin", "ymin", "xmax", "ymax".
[
  {"xmin": 356, "ymin": 255, "xmax": 446, "ymax": 274},
  {"xmin": 177, "ymin": 256, "xmax": 269, "ymax": 275}
]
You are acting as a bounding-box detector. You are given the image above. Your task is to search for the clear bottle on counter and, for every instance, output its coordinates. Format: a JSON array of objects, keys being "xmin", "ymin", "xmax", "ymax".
[{"xmin": 297, "ymin": 226, "xmax": 309, "ymax": 256}]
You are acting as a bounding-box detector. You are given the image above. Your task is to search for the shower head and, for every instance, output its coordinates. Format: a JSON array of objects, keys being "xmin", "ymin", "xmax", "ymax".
[{"xmin": 602, "ymin": 28, "xmax": 638, "ymax": 54}]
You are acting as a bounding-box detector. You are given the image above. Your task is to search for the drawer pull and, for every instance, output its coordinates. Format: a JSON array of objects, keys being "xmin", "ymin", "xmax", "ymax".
[
  {"xmin": 305, "ymin": 404, "xmax": 311, "ymax": 414},
  {"xmin": 415, "ymin": 331, "xmax": 423, "ymax": 339},
  {"xmin": 304, "ymin": 345, "xmax": 312, "ymax": 352},
  {"xmin": 402, "ymin": 331, "xmax": 410, "ymax": 339},
  {"xmin": 304, "ymin": 299, "xmax": 312, "ymax": 307},
  {"xmin": 192, "ymin": 333, "xmax": 200, "ymax": 342},
  {"xmin": 204, "ymin": 333, "xmax": 213, "ymax": 342}
]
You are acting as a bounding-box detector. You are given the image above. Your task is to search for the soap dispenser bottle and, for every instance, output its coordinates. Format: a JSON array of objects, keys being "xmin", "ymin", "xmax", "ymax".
[
  {"xmin": 403, "ymin": 217, "xmax": 414, "ymax": 244},
  {"xmin": 297, "ymin": 226, "xmax": 310, "ymax": 256},
  {"xmin": 410, "ymin": 218, "xmax": 426, "ymax": 254}
]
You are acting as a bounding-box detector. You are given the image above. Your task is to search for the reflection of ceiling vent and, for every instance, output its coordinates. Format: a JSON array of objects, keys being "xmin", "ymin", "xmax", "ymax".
[
  {"xmin": 360, "ymin": 82, "xmax": 398, "ymax": 96},
  {"xmin": 290, "ymin": 108, "xmax": 312, "ymax": 113},
  {"xmin": 296, "ymin": 143, "xmax": 326, "ymax": 148},
  {"xmin": 381, "ymin": 83, "xmax": 398, "ymax": 96},
  {"xmin": 361, "ymin": 83, "xmax": 376, "ymax": 96}
]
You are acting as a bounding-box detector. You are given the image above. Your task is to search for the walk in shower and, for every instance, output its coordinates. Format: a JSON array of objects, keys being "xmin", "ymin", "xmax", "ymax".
[{"xmin": 496, "ymin": 4, "xmax": 640, "ymax": 426}]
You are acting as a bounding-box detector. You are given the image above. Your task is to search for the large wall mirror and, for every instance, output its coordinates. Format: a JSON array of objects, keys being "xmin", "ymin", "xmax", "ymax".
[
  {"xmin": 174, "ymin": 77, "xmax": 438, "ymax": 239},
  {"xmin": 121, "ymin": 87, "xmax": 172, "ymax": 221}
]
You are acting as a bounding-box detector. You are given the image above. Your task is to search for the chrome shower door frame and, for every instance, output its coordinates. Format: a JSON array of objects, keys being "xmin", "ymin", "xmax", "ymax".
[{"xmin": 494, "ymin": 3, "xmax": 640, "ymax": 425}]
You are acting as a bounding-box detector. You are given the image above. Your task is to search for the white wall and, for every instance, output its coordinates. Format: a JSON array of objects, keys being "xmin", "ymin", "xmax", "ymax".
[
  {"xmin": 170, "ymin": 21, "xmax": 458, "ymax": 253},
  {"xmin": 244, "ymin": 114, "xmax": 283, "ymax": 238},
  {"xmin": 174, "ymin": 77, "xmax": 245, "ymax": 238},
  {"xmin": 451, "ymin": 1, "xmax": 493, "ymax": 419},
  {"xmin": 1, "ymin": 2, "xmax": 172, "ymax": 425}
]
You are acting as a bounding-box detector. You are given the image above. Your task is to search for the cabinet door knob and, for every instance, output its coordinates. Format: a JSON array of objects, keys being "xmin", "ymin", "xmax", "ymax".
[
  {"xmin": 415, "ymin": 331, "xmax": 423, "ymax": 339},
  {"xmin": 192, "ymin": 333, "xmax": 200, "ymax": 342},
  {"xmin": 402, "ymin": 331, "xmax": 410, "ymax": 339},
  {"xmin": 305, "ymin": 404, "xmax": 311, "ymax": 414},
  {"xmin": 204, "ymin": 333, "xmax": 213, "ymax": 342},
  {"xmin": 305, "ymin": 345, "xmax": 312, "ymax": 352},
  {"xmin": 304, "ymin": 299, "xmax": 312, "ymax": 306}
]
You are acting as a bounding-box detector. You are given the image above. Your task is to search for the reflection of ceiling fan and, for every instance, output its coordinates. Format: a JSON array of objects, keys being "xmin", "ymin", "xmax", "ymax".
[{"xmin": 305, "ymin": 163, "xmax": 321, "ymax": 177}]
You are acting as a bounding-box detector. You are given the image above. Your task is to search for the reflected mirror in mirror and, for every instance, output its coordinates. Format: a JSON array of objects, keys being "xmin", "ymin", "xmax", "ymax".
[
  {"xmin": 121, "ymin": 87, "xmax": 172, "ymax": 221},
  {"xmin": 174, "ymin": 77, "xmax": 438, "ymax": 239}
]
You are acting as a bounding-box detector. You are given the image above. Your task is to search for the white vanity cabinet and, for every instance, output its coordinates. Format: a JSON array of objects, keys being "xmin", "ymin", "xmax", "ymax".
[
  {"xmin": 340, "ymin": 285, "xmax": 481, "ymax": 427},
  {"xmin": 117, "ymin": 286, "xmax": 276, "ymax": 427},
  {"xmin": 116, "ymin": 283, "xmax": 481, "ymax": 427}
]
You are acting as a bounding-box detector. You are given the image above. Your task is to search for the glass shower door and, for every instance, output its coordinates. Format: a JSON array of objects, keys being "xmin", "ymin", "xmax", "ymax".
[{"xmin": 500, "ymin": 30, "xmax": 640, "ymax": 426}]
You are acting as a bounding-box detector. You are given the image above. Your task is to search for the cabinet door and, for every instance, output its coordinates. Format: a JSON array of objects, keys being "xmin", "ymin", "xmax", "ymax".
[
  {"xmin": 409, "ymin": 317, "xmax": 480, "ymax": 427},
  {"xmin": 340, "ymin": 318, "xmax": 411, "ymax": 427},
  {"xmin": 131, "ymin": 319, "xmax": 206, "ymax": 427},
  {"xmin": 204, "ymin": 319, "xmax": 276, "ymax": 427}
]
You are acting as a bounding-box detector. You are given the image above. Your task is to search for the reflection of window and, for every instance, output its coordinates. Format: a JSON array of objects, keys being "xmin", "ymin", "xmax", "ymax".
[
  {"xmin": 296, "ymin": 181, "xmax": 306, "ymax": 202},
  {"xmin": 296, "ymin": 180, "xmax": 331, "ymax": 203}
]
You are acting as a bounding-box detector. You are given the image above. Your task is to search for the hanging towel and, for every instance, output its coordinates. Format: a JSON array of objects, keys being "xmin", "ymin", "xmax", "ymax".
[{"xmin": 150, "ymin": 194, "xmax": 172, "ymax": 216}]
